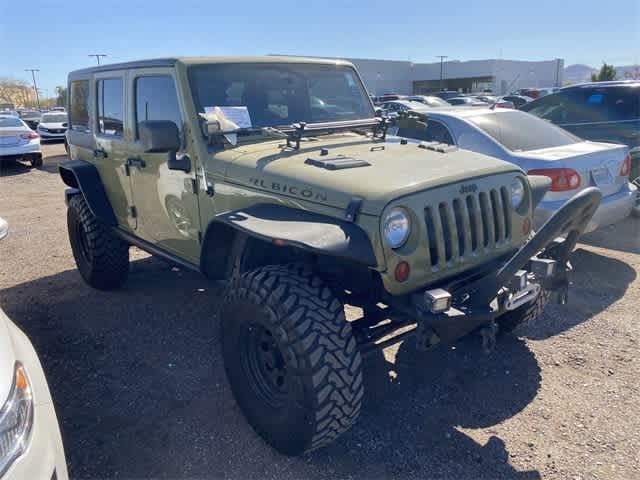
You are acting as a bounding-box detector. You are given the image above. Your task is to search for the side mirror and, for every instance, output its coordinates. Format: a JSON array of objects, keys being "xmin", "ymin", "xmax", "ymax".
[{"xmin": 138, "ymin": 120, "xmax": 191, "ymax": 173}]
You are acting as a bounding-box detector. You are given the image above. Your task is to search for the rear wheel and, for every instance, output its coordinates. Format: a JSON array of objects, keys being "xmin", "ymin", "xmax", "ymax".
[
  {"xmin": 67, "ymin": 195, "xmax": 129, "ymax": 290},
  {"xmin": 220, "ymin": 264, "xmax": 364, "ymax": 455}
]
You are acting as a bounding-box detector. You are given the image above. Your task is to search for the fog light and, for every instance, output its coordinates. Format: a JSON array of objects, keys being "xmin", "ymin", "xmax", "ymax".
[
  {"xmin": 395, "ymin": 261, "xmax": 410, "ymax": 282},
  {"xmin": 530, "ymin": 258, "xmax": 557, "ymax": 278},
  {"xmin": 424, "ymin": 288, "xmax": 452, "ymax": 314},
  {"xmin": 513, "ymin": 270, "xmax": 528, "ymax": 290}
]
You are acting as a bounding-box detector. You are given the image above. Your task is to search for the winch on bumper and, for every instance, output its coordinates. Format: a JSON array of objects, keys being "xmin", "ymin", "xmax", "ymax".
[{"xmin": 358, "ymin": 186, "xmax": 602, "ymax": 355}]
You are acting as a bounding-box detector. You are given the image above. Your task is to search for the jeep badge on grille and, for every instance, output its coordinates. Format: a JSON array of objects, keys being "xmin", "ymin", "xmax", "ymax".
[{"xmin": 459, "ymin": 183, "xmax": 478, "ymax": 194}]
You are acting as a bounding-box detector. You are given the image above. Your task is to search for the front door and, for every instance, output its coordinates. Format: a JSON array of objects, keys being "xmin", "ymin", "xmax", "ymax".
[{"xmin": 127, "ymin": 69, "xmax": 201, "ymax": 264}]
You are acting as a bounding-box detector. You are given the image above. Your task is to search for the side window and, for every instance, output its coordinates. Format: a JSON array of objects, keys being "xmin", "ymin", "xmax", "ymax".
[
  {"xmin": 135, "ymin": 76, "xmax": 182, "ymax": 137},
  {"xmin": 69, "ymin": 80, "xmax": 89, "ymax": 132},
  {"xmin": 96, "ymin": 78, "xmax": 124, "ymax": 136}
]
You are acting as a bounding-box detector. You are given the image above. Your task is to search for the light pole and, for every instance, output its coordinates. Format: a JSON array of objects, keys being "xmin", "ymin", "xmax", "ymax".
[
  {"xmin": 88, "ymin": 54, "xmax": 107, "ymax": 65},
  {"xmin": 25, "ymin": 69, "xmax": 41, "ymax": 109},
  {"xmin": 436, "ymin": 56, "xmax": 448, "ymax": 91}
]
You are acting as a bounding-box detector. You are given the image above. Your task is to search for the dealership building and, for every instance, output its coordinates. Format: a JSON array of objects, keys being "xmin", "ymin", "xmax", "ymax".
[{"xmin": 334, "ymin": 57, "xmax": 564, "ymax": 96}]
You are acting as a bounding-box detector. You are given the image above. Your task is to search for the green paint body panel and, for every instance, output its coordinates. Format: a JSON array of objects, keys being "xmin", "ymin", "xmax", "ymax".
[{"xmin": 66, "ymin": 56, "xmax": 533, "ymax": 296}]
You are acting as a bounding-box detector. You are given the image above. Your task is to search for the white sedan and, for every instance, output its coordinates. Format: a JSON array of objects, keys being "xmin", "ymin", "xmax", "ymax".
[
  {"xmin": 388, "ymin": 107, "xmax": 637, "ymax": 233},
  {"xmin": 0, "ymin": 116, "xmax": 42, "ymax": 168},
  {"xmin": 37, "ymin": 113, "xmax": 68, "ymax": 141},
  {"xmin": 0, "ymin": 218, "xmax": 68, "ymax": 480}
]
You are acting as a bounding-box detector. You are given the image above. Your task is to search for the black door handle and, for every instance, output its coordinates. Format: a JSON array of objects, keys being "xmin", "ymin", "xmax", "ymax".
[
  {"xmin": 127, "ymin": 157, "xmax": 146, "ymax": 168},
  {"xmin": 93, "ymin": 149, "xmax": 108, "ymax": 159}
]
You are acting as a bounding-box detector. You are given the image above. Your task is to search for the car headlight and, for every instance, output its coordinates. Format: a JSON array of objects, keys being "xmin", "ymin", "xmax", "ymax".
[
  {"xmin": 0, "ymin": 363, "xmax": 34, "ymax": 477},
  {"xmin": 510, "ymin": 177, "xmax": 526, "ymax": 210},
  {"xmin": 383, "ymin": 207, "xmax": 411, "ymax": 249},
  {"xmin": 38, "ymin": 126, "xmax": 47, "ymax": 132}
]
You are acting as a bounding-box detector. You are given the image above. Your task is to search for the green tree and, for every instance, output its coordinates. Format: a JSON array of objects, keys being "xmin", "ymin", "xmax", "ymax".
[
  {"xmin": 55, "ymin": 86, "xmax": 67, "ymax": 107},
  {"xmin": 591, "ymin": 63, "xmax": 617, "ymax": 82}
]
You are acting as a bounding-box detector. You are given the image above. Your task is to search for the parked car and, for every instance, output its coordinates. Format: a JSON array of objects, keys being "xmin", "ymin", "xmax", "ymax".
[
  {"xmin": 513, "ymin": 88, "xmax": 543, "ymax": 99},
  {"xmin": 447, "ymin": 97, "xmax": 487, "ymax": 107},
  {"xmin": 471, "ymin": 96, "xmax": 515, "ymax": 109},
  {"xmin": 501, "ymin": 95, "xmax": 534, "ymax": 109},
  {"xmin": 406, "ymin": 95, "xmax": 451, "ymax": 107},
  {"xmin": 60, "ymin": 56, "xmax": 597, "ymax": 455},
  {"xmin": 0, "ymin": 111, "xmax": 18, "ymax": 118},
  {"xmin": 0, "ymin": 116, "xmax": 42, "ymax": 167},
  {"xmin": 49, "ymin": 107, "xmax": 65, "ymax": 112},
  {"xmin": 376, "ymin": 93, "xmax": 406, "ymax": 103},
  {"xmin": 433, "ymin": 90, "xmax": 461, "ymax": 100},
  {"xmin": 389, "ymin": 107, "xmax": 636, "ymax": 232},
  {"xmin": 16, "ymin": 111, "xmax": 41, "ymax": 130},
  {"xmin": 377, "ymin": 99, "xmax": 431, "ymax": 117},
  {"xmin": 0, "ymin": 218, "xmax": 68, "ymax": 480},
  {"xmin": 521, "ymin": 81, "xmax": 640, "ymax": 184},
  {"xmin": 37, "ymin": 113, "xmax": 68, "ymax": 141}
]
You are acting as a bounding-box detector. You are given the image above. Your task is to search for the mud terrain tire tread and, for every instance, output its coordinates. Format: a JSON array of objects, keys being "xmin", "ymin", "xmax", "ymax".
[
  {"xmin": 67, "ymin": 194, "xmax": 129, "ymax": 290},
  {"xmin": 498, "ymin": 288, "xmax": 551, "ymax": 334},
  {"xmin": 220, "ymin": 263, "xmax": 363, "ymax": 455}
]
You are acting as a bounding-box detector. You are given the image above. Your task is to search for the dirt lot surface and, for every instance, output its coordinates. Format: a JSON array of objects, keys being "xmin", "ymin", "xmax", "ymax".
[{"xmin": 1, "ymin": 143, "xmax": 639, "ymax": 479}]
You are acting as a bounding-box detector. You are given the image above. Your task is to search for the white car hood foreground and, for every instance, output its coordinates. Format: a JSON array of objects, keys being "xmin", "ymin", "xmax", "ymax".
[{"xmin": 0, "ymin": 309, "xmax": 16, "ymax": 405}]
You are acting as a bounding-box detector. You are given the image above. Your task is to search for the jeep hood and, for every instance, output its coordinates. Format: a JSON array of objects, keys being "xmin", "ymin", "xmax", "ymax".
[{"xmin": 219, "ymin": 134, "xmax": 520, "ymax": 214}]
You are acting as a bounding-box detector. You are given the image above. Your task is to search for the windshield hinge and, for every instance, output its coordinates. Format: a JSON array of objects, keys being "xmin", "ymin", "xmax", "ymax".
[
  {"xmin": 190, "ymin": 178, "xmax": 198, "ymax": 194},
  {"xmin": 345, "ymin": 197, "xmax": 363, "ymax": 222}
]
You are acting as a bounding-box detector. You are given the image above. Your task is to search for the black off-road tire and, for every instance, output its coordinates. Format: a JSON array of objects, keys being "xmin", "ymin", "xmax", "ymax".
[
  {"xmin": 220, "ymin": 264, "xmax": 364, "ymax": 456},
  {"xmin": 497, "ymin": 288, "xmax": 551, "ymax": 334},
  {"xmin": 67, "ymin": 194, "xmax": 129, "ymax": 290}
]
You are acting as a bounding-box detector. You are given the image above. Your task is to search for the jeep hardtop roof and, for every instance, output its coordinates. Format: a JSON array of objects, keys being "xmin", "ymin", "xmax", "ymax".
[{"xmin": 68, "ymin": 56, "xmax": 354, "ymax": 80}]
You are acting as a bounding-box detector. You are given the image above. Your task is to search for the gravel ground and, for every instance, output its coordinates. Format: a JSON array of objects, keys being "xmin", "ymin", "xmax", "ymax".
[{"xmin": 0, "ymin": 143, "xmax": 639, "ymax": 480}]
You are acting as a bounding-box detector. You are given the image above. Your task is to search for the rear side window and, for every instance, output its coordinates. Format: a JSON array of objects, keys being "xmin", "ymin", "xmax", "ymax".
[
  {"xmin": 69, "ymin": 80, "xmax": 89, "ymax": 132},
  {"xmin": 467, "ymin": 111, "xmax": 580, "ymax": 151},
  {"xmin": 135, "ymin": 76, "xmax": 182, "ymax": 138},
  {"xmin": 0, "ymin": 117, "xmax": 24, "ymax": 128},
  {"xmin": 97, "ymin": 78, "xmax": 124, "ymax": 136}
]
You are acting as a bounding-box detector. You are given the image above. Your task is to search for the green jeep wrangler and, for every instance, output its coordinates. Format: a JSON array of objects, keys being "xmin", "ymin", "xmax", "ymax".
[{"xmin": 59, "ymin": 57, "xmax": 600, "ymax": 455}]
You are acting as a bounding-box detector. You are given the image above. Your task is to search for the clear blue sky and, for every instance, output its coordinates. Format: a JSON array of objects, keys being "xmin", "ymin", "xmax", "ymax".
[{"xmin": 2, "ymin": 0, "xmax": 638, "ymax": 97}]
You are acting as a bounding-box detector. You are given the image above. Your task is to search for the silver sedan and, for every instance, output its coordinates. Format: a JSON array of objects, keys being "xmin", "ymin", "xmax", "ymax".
[{"xmin": 388, "ymin": 107, "xmax": 637, "ymax": 233}]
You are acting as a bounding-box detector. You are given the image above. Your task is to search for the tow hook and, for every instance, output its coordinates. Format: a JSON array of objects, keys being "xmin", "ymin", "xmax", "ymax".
[{"xmin": 480, "ymin": 321, "xmax": 499, "ymax": 354}]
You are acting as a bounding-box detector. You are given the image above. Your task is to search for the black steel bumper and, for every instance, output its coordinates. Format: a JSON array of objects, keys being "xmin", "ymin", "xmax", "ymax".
[{"xmin": 408, "ymin": 186, "xmax": 602, "ymax": 345}]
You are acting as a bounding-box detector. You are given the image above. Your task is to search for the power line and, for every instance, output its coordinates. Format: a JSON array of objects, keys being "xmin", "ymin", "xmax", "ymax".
[
  {"xmin": 88, "ymin": 54, "xmax": 107, "ymax": 65},
  {"xmin": 24, "ymin": 69, "xmax": 40, "ymax": 109}
]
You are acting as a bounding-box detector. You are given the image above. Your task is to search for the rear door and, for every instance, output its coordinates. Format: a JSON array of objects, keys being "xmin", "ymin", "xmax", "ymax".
[
  {"xmin": 93, "ymin": 71, "xmax": 136, "ymax": 230},
  {"xmin": 126, "ymin": 68, "xmax": 201, "ymax": 263}
]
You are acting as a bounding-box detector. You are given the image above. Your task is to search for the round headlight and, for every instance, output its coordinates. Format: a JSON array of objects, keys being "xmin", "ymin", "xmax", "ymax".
[
  {"xmin": 383, "ymin": 207, "xmax": 410, "ymax": 249},
  {"xmin": 510, "ymin": 177, "xmax": 526, "ymax": 210}
]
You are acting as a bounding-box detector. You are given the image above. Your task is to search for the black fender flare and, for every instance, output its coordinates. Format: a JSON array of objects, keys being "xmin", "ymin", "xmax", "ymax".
[
  {"xmin": 201, "ymin": 204, "xmax": 378, "ymax": 272},
  {"xmin": 58, "ymin": 160, "xmax": 118, "ymax": 226}
]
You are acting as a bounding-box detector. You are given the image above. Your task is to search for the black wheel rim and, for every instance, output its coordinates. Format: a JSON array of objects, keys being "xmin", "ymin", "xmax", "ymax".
[
  {"xmin": 241, "ymin": 323, "xmax": 289, "ymax": 409},
  {"xmin": 75, "ymin": 221, "xmax": 92, "ymax": 263}
]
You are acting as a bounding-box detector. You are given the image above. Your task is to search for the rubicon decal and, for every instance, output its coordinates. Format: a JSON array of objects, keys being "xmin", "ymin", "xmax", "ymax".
[{"xmin": 249, "ymin": 178, "xmax": 328, "ymax": 201}]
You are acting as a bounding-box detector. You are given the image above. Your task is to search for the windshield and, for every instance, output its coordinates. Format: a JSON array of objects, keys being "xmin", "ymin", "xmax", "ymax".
[
  {"xmin": 41, "ymin": 114, "xmax": 67, "ymax": 123},
  {"xmin": 423, "ymin": 97, "xmax": 450, "ymax": 107},
  {"xmin": 19, "ymin": 111, "xmax": 40, "ymax": 118},
  {"xmin": 0, "ymin": 117, "xmax": 24, "ymax": 128},
  {"xmin": 467, "ymin": 110, "xmax": 581, "ymax": 151},
  {"xmin": 189, "ymin": 63, "xmax": 374, "ymax": 128}
]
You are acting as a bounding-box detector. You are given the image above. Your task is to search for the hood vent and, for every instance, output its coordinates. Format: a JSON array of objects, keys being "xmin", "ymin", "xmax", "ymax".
[{"xmin": 305, "ymin": 154, "xmax": 371, "ymax": 171}]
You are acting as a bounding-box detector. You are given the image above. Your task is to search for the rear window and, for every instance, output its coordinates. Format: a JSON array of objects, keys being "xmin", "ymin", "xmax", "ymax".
[
  {"xmin": 0, "ymin": 117, "xmax": 23, "ymax": 128},
  {"xmin": 69, "ymin": 80, "xmax": 89, "ymax": 132},
  {"xmin": 467, "ymin": 111, "xmax": 580, "ymax": 151}
]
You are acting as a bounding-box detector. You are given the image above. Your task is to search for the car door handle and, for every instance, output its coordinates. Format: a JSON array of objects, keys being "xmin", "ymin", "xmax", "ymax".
[
  {"xmin": 127, "ymin": 157, "xmax": 146, "ymax": 168},
  {"xmin": 93, "ymin": 149, "xmax": 108, "ymax": 159}
]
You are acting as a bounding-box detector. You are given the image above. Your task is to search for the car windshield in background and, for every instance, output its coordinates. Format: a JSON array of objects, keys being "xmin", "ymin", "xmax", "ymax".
[
  {"xmin": 41, "ymin": 114, "xmax": 67, "ymax": 123},
  {"xmin": 0, "ymin": 117, "xmax": 24, "ymax": 128},
  {"xmin": 20, "ymin": 111, "xmax": 40, "ymax": 117},
  {"xmin": 467, "ymin": 111, "xmax": 581, "ymax": 151},
  {"xmin": 188, "ymin": 63, "xmax": 374, "ymax": 128},
  {"xmin": 423, "ymin": 97, "xmax": 450, "ymax": 107}
]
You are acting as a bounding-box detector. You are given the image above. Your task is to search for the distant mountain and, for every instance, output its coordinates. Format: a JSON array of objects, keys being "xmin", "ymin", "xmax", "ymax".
[
  {"xmin": 564, "ymin": 63, "xmax": 640, "ymax": 85},
  {"xmin": 564, "ymin": 64, "xmax": 596, "ymax": 84}
]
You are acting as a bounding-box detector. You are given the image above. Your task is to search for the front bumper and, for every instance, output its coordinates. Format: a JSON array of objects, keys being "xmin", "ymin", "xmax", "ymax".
[
  {"xmin": 403, "ymin": 187, "xmax": 602, "ymax": 344},
  {"xmin": 38, "ymin": 130, "xmax": 66, "ymax": 140},
  {"xmin": 1, "ymin": 318, "xmax": 68, "ymax": 480},
  {"xmin": 534, "ymin": 183, "xmax": 636, "ymax": 233}
]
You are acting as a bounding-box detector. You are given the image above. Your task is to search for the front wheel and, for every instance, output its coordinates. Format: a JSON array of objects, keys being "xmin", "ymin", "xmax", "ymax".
[{"xmin": 220, "ymin": 264, "xmax": 364, "ymax": 455}]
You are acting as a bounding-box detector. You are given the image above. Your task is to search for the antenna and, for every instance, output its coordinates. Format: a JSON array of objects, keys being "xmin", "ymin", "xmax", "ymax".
[{"xmin": 88, "ymin": 54, "xmax": 107, "ymax": 65}]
